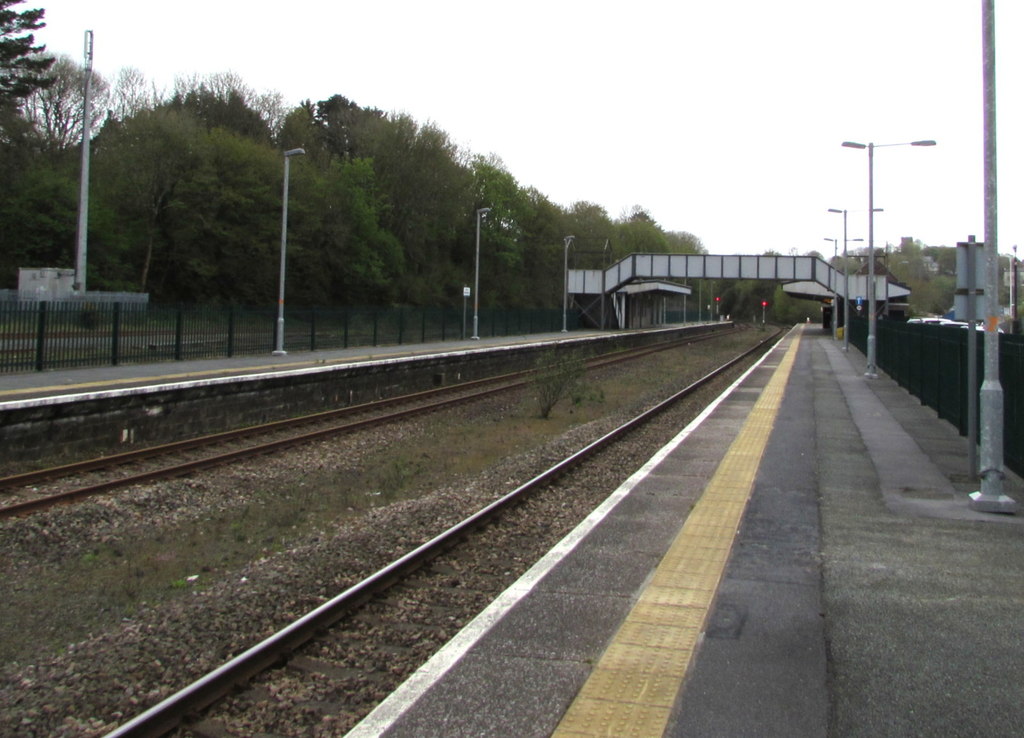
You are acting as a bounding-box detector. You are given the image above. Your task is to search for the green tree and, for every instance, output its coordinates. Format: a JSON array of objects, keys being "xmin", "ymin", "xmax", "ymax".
[
  {"xmin": 290, "ymin": 156, "xmax": 403, "ymax": 305},
  {"xmin": 519, "ymin": 187, "xmax": 570, "ymax": 308},
  {"xmin": 0, "ymin": 156, "xmax": 76, "ymax": 281},
  {"xmin": 94, "ymin": 108, "xmax": 203, "ymax": 292},
  {"xmin": 361, "ymin": 113, "xmax": 472, "ymax": 304},
  {"xmin": 565, "ymin": 202, "xmax": 613, "ymax": 250},
  {"xmin": 614, "ymin": 206, "xmax": 669, "ymax": 256},
  {"xmin": 0, "ymin": 0, "xmax": 53, "ymax": 107},
  {"xmin": 470, "ymin": 155, "xmax": 531, "ymax": 306},
  {"xmin": 665, "ymin": 230, "xmax": 705, "ymax": 254},
  {"xmin": 168, "ymin": 73, "xmax": 272, "ymax": 143},
  {"xmin": 152, "ymin": 126, "xmax": 279, "ymax": 302}
]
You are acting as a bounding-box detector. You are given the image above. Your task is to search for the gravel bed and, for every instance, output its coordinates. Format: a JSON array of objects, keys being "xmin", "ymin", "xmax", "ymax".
[{"xmin": 0, "ymin": 330, "xmax": 766, "ymax": 737}]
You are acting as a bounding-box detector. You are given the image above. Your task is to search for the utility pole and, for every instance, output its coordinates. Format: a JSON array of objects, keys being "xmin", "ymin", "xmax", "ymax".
[
  {"xmin": 971, "ymin": 0, "xmax": 1016, "ymax": 513},
  {"xmin": 74, "ymin": 30, "xmax": 94, "ymax": 294}
]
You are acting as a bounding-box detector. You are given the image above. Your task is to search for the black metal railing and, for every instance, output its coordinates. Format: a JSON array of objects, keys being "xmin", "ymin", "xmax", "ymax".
[
  {"xmin": 0, "ymin": 302, "xmax": 576, "ymax": 375},
  {"xmin": 848, "ymin": 316, "xmax": 1023, "ymax": 478}
]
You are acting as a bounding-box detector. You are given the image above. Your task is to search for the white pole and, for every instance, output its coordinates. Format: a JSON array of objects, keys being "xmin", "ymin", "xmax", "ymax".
[
  {"xmin": 971, "ymin": 0, "xmax": 1016, "ymax": 513},
  {"xmin": 274, "ymin": 148, "xmax": 304, "ymax": 355},
  {"xmin": 471, "ymin": 208, "xmax": 490, "ymax": 340},
  {"xmin": 562, "ymin": 235, "xmax": 574, "ymax": 332},
  {"xmin": 74, "ymin": 30, "xmax": 94, "ymax": 294}
]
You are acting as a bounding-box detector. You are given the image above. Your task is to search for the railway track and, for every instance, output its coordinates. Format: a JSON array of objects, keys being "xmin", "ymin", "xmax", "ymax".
[
  {"xmin": 0, "ymin": 329, "xmax": 736, "ymax": 519},
  {"xmin": 98, "ymin": 328, "xmax": 782, "ymax": 738}
]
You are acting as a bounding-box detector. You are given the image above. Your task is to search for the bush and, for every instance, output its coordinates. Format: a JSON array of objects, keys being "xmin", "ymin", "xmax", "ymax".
[{"xmin": 531, "ymin": 349, "xmax": 587, "ymax": 419}]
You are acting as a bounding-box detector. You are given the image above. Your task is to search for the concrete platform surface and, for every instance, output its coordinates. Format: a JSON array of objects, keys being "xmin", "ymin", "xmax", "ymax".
[{"xmin": 346, "ymin": 326, "xmax": 1024, "ymax": 737}]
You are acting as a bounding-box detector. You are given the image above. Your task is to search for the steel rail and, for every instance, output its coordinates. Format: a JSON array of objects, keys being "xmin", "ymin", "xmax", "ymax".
[
  {"xmin": 102, "ymin": 327, "xmax": 780, "ymax": 738},
  {"xmin": 0, "ymin": 330, "xmax": 733, "ymax": 518}
]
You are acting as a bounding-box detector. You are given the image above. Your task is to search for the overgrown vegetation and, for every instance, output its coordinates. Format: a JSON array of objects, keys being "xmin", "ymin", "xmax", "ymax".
[{"xmin": 531, "ymin": 349, "xmax": 603, "ymax": 419}]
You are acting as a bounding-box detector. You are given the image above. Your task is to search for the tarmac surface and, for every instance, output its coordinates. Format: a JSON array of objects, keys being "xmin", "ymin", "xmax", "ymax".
[{"xmin": 346, "ymin": 325, "xmax": 1023, "ymax": 737}]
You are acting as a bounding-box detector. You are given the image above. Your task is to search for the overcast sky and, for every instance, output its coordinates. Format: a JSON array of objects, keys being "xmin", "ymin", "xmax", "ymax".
[{"xmin": 32, "ymin": 1, "xmax": 1024, "ymax": 258}]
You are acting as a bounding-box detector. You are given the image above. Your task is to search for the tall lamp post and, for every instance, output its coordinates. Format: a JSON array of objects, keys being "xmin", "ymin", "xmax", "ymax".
[
  {"xmin": 842, "ymin": 139, "xmax": 935, "ymax": 377},
  {"xmin": 562, "ymin": 235, "xmax": 575, "ymax": 333},
  {"xmin": 273, "ymin": 147, "xmax": 305, "ymax": 355},
  {"xmin": 971, "ymin": 0, "xmax": 1016, "ymax": 513},
  {"xmin": 471, "ymin": 207, "xmax": 491, "ymax": 340},
  {"xmin": 827, "ymin": 210, "xmax": 863, "ymax": 352}
]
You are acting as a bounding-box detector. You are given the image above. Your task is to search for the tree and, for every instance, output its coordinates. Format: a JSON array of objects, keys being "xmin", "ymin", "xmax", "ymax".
[
  {"xmin": 470, "ymin": 155, "xmax": 529, "ymax": 305},
  {"xmin": 614, "ymin": 207, "xmax": 669, "ymax": 257},
  {"xmin": 109, "ymin": 66, "xmax": 162, "ymax": 122},
  {"xmin": 22, "ymin": 54, "xmax": 108, "ymax": 151},
  {"xmin": 0, "ymin": 0, "xmax": 53, "ymax": 107},
  {"xmin": 94, "ymin": 108, "xmax": 203, "ymax": 292},
  {"xmin": 518, "ymin": 187, "xmax": 569, "ymax": 307},
  {"xmin": 665, "ymin": 231, "xmax": 705, "ymax": 254},
  {"xmin": 361, "ymin": 113, "xmax": 472, "ymax": 304},
  {"xmin": 565, "ymin": 201, "xmax": 613, "ymax": 250},
  {"xmin": 168, "ymin": 73, "xmax": 272, "ymax": 142}
]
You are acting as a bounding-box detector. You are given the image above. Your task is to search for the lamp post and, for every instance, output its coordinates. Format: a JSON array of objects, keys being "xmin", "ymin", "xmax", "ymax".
[
  {"xmin": 842, "ymin": 139, "xmax": 935, "ymax": 377},
  {"xmin": 562, "ymin": 235, "xmax": 575, "ymax": 333},
  {"xmin": 471, "ymin": 207, "xmax": 491, "ymax": 340},
  {"xmin": 273, "ymin": 147, "xmax": 305, "ymax": 355},
  {"xmin": 971, "ymin": 0, "xmax": 1016, "ymax": 512},
  {"xmin": 828, "ymin": 209, "xmax": 867, "ymax": 352}
]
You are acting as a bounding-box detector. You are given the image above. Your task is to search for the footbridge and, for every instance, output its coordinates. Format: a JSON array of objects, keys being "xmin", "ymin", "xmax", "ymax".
[{"xmin": 568, "ymin": 253, "xmax": 909, "ymax": 329}]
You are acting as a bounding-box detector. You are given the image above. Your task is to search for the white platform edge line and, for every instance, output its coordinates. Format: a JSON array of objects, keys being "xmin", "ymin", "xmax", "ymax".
[
  {"xmin": 0, "ymin": 331, "xmax": 622, "ymax": 410},
  {"xmin": 345, "ymin": 337, "xmax": 783, "ymax": 737}
]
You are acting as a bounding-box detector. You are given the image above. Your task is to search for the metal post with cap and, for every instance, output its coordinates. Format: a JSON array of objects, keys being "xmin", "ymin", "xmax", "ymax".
[
  {"xmin": 273, "ymin": 148, "xmax": 305, "ymax": 355},
  {"xmin": 471, "ymin": 207, "xmax": 490, "ymax": 340},
  {"xmin": 562, "ymin": 235, "xmax": 575, "ymax": 332},
  {"xmin": 970, "ymin": 0, "xmax": 1016, "ymax": 513},
  {"xmin": 842, "ymin": 139, "xmax": 935, "ymax": 377}
]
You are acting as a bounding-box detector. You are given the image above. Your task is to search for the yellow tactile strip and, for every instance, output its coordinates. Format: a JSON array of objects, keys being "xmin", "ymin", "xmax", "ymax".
[{"xmin": 553, "ymin": 333, "xmax": 800, "ymax": 738}]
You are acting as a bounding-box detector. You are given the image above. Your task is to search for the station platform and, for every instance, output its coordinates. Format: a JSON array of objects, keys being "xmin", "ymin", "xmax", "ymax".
[
  {"xmin": 0, "ymin": 330, "xmax": 610, "ymax": 403},
  {"xmin": 345, "ymin": 325, "xmax": 1024, "ymax": 738}
]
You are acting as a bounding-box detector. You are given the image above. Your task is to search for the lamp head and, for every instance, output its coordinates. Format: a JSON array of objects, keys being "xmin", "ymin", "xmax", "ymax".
[
  {"xmin": 842, "ymin": 141, "xmax": 867, "ymax": 150},
  {"xmin": 284, "ymin": 148, "xmax": 305, "ymax": 157}
]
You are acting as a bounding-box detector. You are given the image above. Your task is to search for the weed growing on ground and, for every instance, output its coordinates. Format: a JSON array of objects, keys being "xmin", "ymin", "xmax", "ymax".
[{"xmin": 532, "ymin": 349, "xmax": 597, "ymax": 419}]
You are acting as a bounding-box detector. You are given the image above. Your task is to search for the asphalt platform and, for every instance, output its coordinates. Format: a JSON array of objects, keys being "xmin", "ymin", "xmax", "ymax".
[{"xmin": 347, "ymin": 325, "xmax": 1024, "ymax": 737}]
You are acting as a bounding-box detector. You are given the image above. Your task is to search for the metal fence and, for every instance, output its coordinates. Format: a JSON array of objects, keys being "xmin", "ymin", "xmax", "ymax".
[
  {"xmin": 0, "ymin": 302, "xmax": 577, "ymax": 374},
  {"xmin": 849, "ymin": 317, "xmax": 1024, "ymax": 477}
]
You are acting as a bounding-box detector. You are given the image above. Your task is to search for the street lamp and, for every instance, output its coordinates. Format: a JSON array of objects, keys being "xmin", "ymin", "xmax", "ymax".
[
  {"xmin": 273, "ymin": 147, "xmax": 305, "ymax": 355},
  {"xmin": 562, "ymin": 235, "xmax": 575, "ymax": 333},
  {"xmin": 829, "ymin": 208, "xmax": 865, "ymax": 352},
  {"xmin": 842, "ymin": 139, "xmax": 935, "ymax": 377},
  {"xmin": 471, "ymin": 207, "xmax": 491, "ymax": 340}
]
